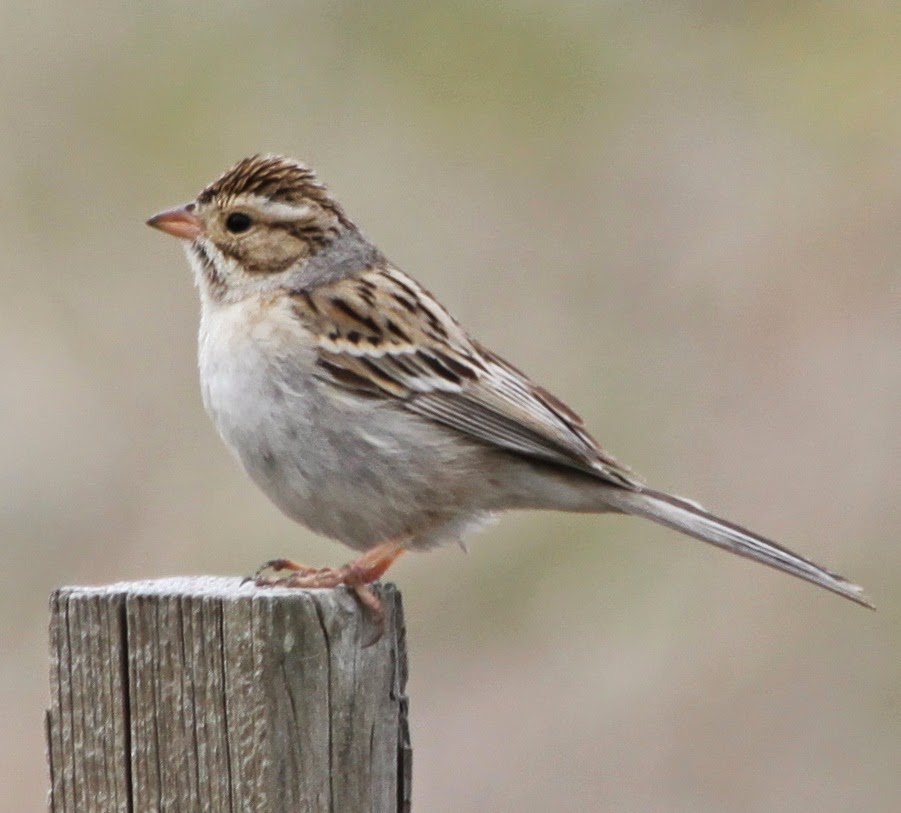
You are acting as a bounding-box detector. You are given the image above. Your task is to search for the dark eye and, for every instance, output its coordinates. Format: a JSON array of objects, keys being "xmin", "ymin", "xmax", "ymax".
[{"xmin": 225, "ymin": 211, "xmax": 252, "ymax": 233}]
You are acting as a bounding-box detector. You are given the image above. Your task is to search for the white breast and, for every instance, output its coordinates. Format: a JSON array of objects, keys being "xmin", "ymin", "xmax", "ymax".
[
  {"xmin": 195, "ymin": 293, "xmax": 495, "ymax": 552},
  {"xmin": 198, "ymin": 295, "xmax": 316, "ymax": 471}
]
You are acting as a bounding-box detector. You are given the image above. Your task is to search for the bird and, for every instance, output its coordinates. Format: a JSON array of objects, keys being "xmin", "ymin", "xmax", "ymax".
[{"xmin": 147, "ymin": 154, "xmax": 871, "ymax": 636}]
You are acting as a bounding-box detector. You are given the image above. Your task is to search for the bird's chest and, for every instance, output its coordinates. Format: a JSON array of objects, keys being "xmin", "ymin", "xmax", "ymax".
[{"xmin": 197, "ymin": 298, "xmax": 319, "ymax": 465}]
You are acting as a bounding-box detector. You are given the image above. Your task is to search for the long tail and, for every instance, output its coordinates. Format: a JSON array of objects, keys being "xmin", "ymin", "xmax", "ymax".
[{"xmin": 599, "ymin": 486, "xmax": 872, "ymax": 608}]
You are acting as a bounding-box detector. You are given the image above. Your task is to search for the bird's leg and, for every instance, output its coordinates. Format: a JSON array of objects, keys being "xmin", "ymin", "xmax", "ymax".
[{"xmin": 250, "ymin": 539, "xmax": 407, "ymax": 645}]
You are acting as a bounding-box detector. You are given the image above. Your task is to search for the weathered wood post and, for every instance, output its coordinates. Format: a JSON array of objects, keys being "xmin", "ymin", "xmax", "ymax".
[{"xmin": 46, "ymin": 577, "xmax": 411, "ymax": 813}]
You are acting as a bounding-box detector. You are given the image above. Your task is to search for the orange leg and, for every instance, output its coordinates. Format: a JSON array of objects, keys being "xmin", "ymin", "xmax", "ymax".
[{"xmin": 251, "ymin": 539, "xmax": 407, "ymax": 645}]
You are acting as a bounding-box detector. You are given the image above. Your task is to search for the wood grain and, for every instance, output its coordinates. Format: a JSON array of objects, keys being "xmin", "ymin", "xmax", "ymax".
[{"xmin": 47, "ymin": 577, "xmax": 411, "ymax": 812}]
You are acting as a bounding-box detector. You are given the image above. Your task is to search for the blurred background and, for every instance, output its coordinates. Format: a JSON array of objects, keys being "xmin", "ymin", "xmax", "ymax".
[{"xmin": 2, "ymin": 1, "xmax": 898, "ymax": 810}]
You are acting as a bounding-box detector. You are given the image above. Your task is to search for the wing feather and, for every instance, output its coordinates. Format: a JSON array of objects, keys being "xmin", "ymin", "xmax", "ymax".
[{"xmin": 291, "ymin": 266, "xmax": 641, "ymax": 488}]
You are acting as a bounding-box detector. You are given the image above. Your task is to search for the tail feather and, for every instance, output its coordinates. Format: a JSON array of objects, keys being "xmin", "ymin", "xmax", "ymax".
[{"xmin": 602, "ymin": 486, "xmax": 873, "ymax": 608}]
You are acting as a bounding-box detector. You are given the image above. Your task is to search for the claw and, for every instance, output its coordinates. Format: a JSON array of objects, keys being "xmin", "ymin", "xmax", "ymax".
[
  {"xmin": 245, "ymin": 557, "xmax": 316, "ymax": 586},
  {"xmin": 249, "ymin": 539, "xmax": 406, "ymax": 646},
  {"xmin": 353, "ymin": 583, "xmax": 386, "ymax": 647}
]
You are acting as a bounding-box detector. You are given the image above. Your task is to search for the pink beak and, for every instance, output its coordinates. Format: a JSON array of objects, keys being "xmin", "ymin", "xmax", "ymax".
[{"xmin": 146, "ymin": 204, "xmax": 203, "ymax": 240}]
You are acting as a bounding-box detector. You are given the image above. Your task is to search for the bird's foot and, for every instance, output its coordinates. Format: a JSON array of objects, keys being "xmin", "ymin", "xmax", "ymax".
[{"xmin": 248, "ymin": 540, "xmax": 406, "ymax": 646}]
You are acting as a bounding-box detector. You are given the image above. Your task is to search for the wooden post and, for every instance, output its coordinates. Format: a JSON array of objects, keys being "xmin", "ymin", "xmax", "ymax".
[{"xmin": 46, "ymin": 577, "xmax": 411, "ymax": 813}]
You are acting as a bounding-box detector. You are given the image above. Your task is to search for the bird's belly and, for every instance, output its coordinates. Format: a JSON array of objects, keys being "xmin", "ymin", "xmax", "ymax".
[{"xmin": 198, "ymin": 314, "xmax": 490, "ymax": 551}]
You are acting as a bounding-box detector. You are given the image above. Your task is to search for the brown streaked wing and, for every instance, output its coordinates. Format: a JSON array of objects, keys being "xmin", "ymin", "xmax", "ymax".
[
  {"xmin": 295, "ymin": 266, "xmax": 642, "ymax": 488},
  {"xmin": 406, "ymin": 353, "xmax": 641, "ymax": 487}
]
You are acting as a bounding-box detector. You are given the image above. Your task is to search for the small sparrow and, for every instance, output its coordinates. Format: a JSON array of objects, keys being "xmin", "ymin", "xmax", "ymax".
[{"xmin": 147, "ymin": 154, "xmax": 870, "ymax": 632}]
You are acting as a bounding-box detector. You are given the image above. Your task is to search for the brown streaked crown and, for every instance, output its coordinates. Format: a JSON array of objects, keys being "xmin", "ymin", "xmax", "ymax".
[{"xmin": 197, "ymin": 154, "xmax": 349, "ymax": 224}]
